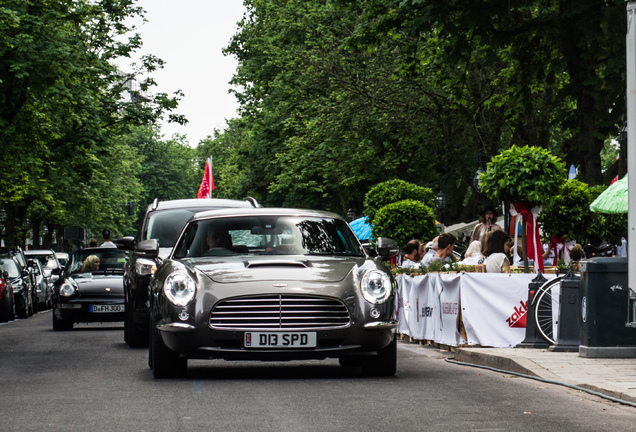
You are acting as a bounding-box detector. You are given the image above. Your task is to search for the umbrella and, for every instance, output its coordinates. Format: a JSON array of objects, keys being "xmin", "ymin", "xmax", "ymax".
[
  {"xmin": 349, "ymin": 216, "xmax": 372, "ymax": 241},
  {"xmin": 590, "ymin": 174, "xmax": 628, "ymax": 214}
]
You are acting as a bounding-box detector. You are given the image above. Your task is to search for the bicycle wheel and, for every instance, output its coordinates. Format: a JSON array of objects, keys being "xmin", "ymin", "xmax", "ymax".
[{"xmin": 532, "ymin": 276, "xmax": 564, "ymax": 345}]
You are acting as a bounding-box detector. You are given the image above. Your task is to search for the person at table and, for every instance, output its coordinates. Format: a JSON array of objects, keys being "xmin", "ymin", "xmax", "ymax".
[
  {"xmin": 420, "ymin": 236, "xmax": 438, "ymax": 266},
  {"xmin": 400, "ymin": 239, "xmax": 421, "ymax": 269},
  {"xmin": 569, "ymin": 243, "xmax": 584, "ymax": 272},
  {"xmin": 470, "ymin": 205, "xmax": 502, "ymax": 243},
  {"xmin": 479, "ymin": 230, "xmax": 512, "ymax": 273},
  {"xmin": 429, "ymin": 233, "xmax": 457, "ymax": 263},
  {"xmin": 459, "ymin": 240, "xmax": 482, "ymax": 265}
]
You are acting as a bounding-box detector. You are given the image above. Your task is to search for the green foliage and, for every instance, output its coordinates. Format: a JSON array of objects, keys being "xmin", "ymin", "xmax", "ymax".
[
  {"xmin": 364, "ymin": 179, "xmax": 435, "ymax": 225},
  {"xmin": 371, "ymin": 200, "xmax": 437, "ymax": 248},
  {"xmin": 480, "ymin": 145, "xmax": 566, "ymax": 207},
  {"xmin": 539, "ymin": 179, "xmax": 594, "ymax": 242}
]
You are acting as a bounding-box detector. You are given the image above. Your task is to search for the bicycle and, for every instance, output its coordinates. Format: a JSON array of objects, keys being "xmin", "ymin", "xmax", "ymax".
[{"xmin": 531, "ymin": 275, "xmax": 565, "ymax": 345}]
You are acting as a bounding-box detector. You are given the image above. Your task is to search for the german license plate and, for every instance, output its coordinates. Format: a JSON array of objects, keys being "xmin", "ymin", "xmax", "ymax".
[
  {"xmin": 244, "ymin": 332, "xmax": 316, "ymax": 348},
  {"xmin": 90, "ymin": 304, "xmax": 124, "ymax": 313}
]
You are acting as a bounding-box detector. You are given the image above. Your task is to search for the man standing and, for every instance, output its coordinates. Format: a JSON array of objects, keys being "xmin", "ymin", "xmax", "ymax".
[{"xmin": 100, "ymin": 229, "xmax": 116, "ymax": 248}]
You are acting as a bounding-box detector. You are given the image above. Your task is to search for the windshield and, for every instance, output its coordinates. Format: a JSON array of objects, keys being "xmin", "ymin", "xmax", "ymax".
[
  {"xmin": 68, "ymin": 249, "xmax": 127, "ymax": 275},
  {"xmin": 0, "ymin": 257, "xmax": 20, "ymax": 278},
  {"xmin": 27, "ymin": 253, "xmax": 58, "ymax": 270},
  {"xmin": 144, "ymin": 209, "xmax": 202, "ymax": 249},
  {"xmin": 173, "ymin": 216, "xmax": 364, "ymax": 258}
]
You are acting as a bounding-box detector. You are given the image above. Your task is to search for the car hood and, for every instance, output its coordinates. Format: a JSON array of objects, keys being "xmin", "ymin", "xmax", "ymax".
[
  {"xmin": 71, "ymin": 275, "xmax": 124, "ymax": 294},
  {"xmin": 189, "ymin": 256, "xmax": 366, "ymax": 284}
]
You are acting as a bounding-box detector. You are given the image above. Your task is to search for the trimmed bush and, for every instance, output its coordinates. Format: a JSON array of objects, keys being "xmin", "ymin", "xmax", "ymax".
[
  {"xmin": 371, "ymin": 200, "xmax": 438, "ymax": 248},
  {"xmin": 364, "ymin": 179, "xmax": 435, "ymax": 225}
]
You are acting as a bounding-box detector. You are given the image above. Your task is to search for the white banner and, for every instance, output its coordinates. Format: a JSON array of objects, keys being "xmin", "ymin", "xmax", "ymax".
[{"xmin": 396, "ymin": 272, "xmax": 555, "ymax": 348}]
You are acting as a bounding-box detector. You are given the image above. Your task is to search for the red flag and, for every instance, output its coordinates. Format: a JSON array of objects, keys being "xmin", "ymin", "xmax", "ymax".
[{"xmin": 197, "ymin": 162, "xmax": 214, "ymax": 198}]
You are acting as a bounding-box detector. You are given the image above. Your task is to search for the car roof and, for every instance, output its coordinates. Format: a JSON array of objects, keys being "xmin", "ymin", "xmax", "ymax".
[
  {"xmin": 190, "ymin": 207, "xmax": 344, "ymax": 221},
  {"xmin": 148, "ymin": 198, "xmax": 259, "ymax": 212},
  {"xmin": 24, "ymin": 249, "xmax": 56, "ymax": 255}
]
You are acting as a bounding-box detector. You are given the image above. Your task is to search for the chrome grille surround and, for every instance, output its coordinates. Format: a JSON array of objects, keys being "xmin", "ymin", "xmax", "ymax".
[{"xmin": 209, "ymin": 294, "xmax": 351, "ymax": 330}]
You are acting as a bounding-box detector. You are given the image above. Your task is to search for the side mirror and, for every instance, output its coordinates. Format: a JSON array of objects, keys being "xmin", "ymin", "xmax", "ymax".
[
  {"xmin": 135, "ymin": 239, "xmax": 159, "ymax": 259},
  {"xmin": 115, "ymin": 236, "xmax": 135, "ymax": 251},
  {"xmin": 3, "ymin": 270, "xmax": 8, "ymax": 280},
  {"xmin": 376, "ymin": 237, "xmax": 400, "ymax": 258}
]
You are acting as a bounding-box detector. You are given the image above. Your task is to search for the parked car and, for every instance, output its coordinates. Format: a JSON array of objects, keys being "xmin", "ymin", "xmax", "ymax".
[
  {"xmin": 0, "ymin": 251, "xmax": 34, "ymax": 318},
  {"xmin": 147, "ymin": 207, "xmax": 399, "ymax": 378},
  {"xmin": 116, "ymin": 197, "xmax": 261, "ymax": 348},
  {"xmin": 25, "ymin": 249, "xmax": 62, "ymax": 279},
  {"xmin": 26, "ymin": 259, "xmax": 52, "ymax": 310},
  {"xmin": 0, "ymin": 268, "xmax": 15, "ymax": 322},
  {"xmin": 51, "ymin": 247, "xmax": 127, "ymax": 330},
  {"xmin": 55, "ymin": 252, "xmax": 69, "ymax": 268}
]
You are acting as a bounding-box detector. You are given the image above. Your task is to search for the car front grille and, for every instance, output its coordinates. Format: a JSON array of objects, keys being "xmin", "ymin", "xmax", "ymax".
[{"xmin": 209, "ymin": 295, "xmax": 350, "ymax": 330}]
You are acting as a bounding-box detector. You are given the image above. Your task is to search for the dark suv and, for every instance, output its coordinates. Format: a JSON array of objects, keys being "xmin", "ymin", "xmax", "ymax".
[{"xmin": 117, "ymin": 198, "xmax": 260, "ymax": 347}]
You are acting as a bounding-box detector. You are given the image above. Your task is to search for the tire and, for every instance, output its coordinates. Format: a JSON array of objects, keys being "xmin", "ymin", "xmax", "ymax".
[
  {"xmin": 532, "ymin": 276, "xmax": 564, "ymax": 346},
  {"xmin": 52, "ymin": 310, "xmax": 73, "ymax": 331},
  {"xmin": 150, "ymin": 316, "xmax": 187, "ymax": 378},
  {"xmin": 362, "ymin": 335, "xmax": 397, "ymax": 377},
  {"xmin": 125, "ymin": 308, "xmax": 148, "ymax": 348},
  {"xmin": 0, "ymin": 290, "xmax": 10, "ymax": 323},
  {"xmin": 16, "ymin": 296, "xmax": 28, "ymax": 319},
  {"xmin": 9, "ymin": 292, "xmax": 15, "ymax": 321}
]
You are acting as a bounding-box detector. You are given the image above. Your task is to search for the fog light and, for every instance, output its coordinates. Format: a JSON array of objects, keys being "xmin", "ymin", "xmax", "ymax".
[
  {"xmin": 178, "ymin": 310, "xmax": 189, "ymax": 321},
  {"xmin": 370, "ymin": 308, "xmax": 381, "ymax": 319}
]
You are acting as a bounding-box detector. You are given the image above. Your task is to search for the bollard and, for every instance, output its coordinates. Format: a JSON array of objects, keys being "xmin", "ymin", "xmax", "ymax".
[
  {"xmin": 517, "ymin": 272, "xmax": 550, "ymax": 348},
  {"xmin": 549, "ymin": 268, "xmax": 580, "ymax": 352}
]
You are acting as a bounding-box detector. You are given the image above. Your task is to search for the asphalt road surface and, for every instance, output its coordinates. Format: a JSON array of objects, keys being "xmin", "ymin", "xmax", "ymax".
[{"xmin": 1, "ymin": 311, "xmax": 635, "ymax": 432}]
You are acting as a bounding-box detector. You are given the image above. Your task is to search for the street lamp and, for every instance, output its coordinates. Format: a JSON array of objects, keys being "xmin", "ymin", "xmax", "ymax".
[{"xmin": 346, "ymin": 207, "xmax": 356, "ymax": 222}]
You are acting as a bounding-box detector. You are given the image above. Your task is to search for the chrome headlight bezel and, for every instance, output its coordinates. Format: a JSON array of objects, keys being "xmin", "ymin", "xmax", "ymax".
[
  {"xmin": 59, "ymin": 281, "xmax": 76, "ymax": 297},
  {"xmin": 360, "ymin": 270, "xmax": 393, "ymax": 305},
  {"xmin": 163, "ymin": 272, "xmax": 196, "ymax": 307}
]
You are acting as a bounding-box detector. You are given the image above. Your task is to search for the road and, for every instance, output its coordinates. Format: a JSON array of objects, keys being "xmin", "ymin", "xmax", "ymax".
[{"xmin": 1, "ymin": 311, "xmax": 635, "ymax": 432}]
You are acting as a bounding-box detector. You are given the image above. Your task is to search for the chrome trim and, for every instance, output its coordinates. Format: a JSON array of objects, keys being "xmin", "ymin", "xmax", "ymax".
[
  {"xmin": 157, "ymin": 322, "xmax": 196, "ymax": 332},
  {"xmin": 363, "ymin": 320, "xmax": 398, "ymax": 330}
]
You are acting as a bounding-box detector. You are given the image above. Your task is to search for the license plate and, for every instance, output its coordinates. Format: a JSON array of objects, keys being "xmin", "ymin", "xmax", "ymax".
[
  {"xmin": 90, "ymin": 304, "xmax": 124, "ymax": 313},
  {"xmin": 244, "ymin": 332, "xmax": 316, "ymax": 348}
]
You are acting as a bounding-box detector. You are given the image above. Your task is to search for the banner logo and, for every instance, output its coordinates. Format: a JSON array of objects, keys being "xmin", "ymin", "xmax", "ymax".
[{"xmin": 506, "ymin": 300, "xmax": 528, "ymax": 328}]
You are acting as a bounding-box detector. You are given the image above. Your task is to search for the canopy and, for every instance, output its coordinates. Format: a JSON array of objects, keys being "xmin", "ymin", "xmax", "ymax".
[
  {"xmin": 590, "ymin": 174, "xmax": 628, "ymax": 214},
  {"xmin": 349, "ymin": 216, "xmax": 372, "ymax": 241}
]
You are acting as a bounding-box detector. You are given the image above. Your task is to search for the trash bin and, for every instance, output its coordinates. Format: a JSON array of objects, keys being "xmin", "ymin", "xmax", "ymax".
[{"xmin": 579, "ymin": 257, "xmax": 636, "ymax": 357}]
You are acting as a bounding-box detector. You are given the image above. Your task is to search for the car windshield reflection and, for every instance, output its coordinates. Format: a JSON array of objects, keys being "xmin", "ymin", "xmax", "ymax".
[
  {"xmin": 68, "ymin": 249, "xmax": 127, "ymax": 276},
  {"xmin": 173, "ymin": 216, "xmax": 364, "ymax": 259}
]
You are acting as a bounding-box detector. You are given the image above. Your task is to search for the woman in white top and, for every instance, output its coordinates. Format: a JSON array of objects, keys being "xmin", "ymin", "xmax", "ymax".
[
  {"xmin": 480, "ymin": 230, "xmax": 512, "ymax": 273},
  {"xmin": 459, "ymin": 240, "xmax": 483, "ymax": 265}
]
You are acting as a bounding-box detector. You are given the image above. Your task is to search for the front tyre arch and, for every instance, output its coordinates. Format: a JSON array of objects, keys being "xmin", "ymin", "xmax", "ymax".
[{"xmin": 151, "ymin": 316, "xmax": 187, "ymax": 379}]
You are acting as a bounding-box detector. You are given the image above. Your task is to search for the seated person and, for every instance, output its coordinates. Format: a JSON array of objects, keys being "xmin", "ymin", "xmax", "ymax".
[
  {"xmin": 80, "ymin": 255, "xmax": 100, "ymax": 272},
  {"xmin": 429, "ymin": 233, "xmax": 457, "ymax": 264},
  {"xmin": 401, "ymin": 239, "xmax": 421, "ymax": 269},
  {"xmin": 203, "ymin": 227, "xmax": 234, "ymax": 256},
  {"xmin": 459, "ymin": 240, "xmax": 482, "ymax": 265}
]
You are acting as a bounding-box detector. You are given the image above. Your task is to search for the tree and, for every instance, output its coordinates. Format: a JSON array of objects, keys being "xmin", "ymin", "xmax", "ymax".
[
  {"xmin": 480, "ymin": 145, "xmax": 566, "ymax": 270},
  {"xmin": 0, "ymin": 0, "xmax": 185, "ymax": 246}
]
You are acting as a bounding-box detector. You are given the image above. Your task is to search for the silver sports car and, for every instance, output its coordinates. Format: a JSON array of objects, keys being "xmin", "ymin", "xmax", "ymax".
[{"xmin": 147, "ymin": 207, "xmax": 399, "ymax": 378}]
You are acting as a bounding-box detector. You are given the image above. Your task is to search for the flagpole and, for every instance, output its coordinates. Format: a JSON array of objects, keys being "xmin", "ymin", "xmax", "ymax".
[{"xmin": 208, "ymin": 156, "xmax": 213, "ymax": 198}]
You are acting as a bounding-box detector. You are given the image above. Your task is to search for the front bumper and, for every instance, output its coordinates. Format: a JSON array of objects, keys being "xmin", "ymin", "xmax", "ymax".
[
  {"xmin": 54, "ymin": 300, "xmax": 125, "ymax": 324},
  {"xmin": 157, "ymin": 319, "xmax": 397, "ymax": 361}
]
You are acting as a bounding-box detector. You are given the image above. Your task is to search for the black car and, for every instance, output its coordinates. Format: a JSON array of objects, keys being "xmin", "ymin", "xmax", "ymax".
[
  {"xmin": 147, "ymin": 208, "xmax": 399, "ymax": 378},
  {"xmin": 0, "ymin": 268, "xmax": 15, "ymax": 322},
  {"xmin": 51, "ymin": 247, "xmax": 126, "ymax": 331},
  {"xmin": 0, "ymin": 252, "xmax": 33, "ymax": 318},
  {"xmin": 116, "ymin": 197, "xmax": 261, "ymax": 347}
]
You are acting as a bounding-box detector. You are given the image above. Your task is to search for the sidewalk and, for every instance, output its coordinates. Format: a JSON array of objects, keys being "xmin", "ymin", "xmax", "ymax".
[{"xmin": 452, "ymin": 346, "xmax": 636, "ymax": 405}]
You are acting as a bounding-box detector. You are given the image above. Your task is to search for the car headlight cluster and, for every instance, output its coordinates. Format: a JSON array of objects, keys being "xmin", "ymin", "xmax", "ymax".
[
  {"xmin": 59, "ymin": 282, "xmax": 76, "ymax": 297},
  {"xmin": 136, "ymin": 258, "xmax": 157, "ymax": 276},
  {"xmin": 361, "ymin": 270, "xmax": 392, "ymax": 304},
  {"xmin": 163, "ymin": 272, "xmax": 196, "ymax": 307}
]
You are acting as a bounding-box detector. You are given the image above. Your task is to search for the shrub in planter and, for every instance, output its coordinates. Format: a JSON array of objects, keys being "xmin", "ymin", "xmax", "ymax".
[
  {"xmin": 371, "ymin": 199, "xmax": 437, "ymax": 248},
  {"xmin": 540, "ymin": 179, "xmax": 595, "ymax": 243},
  {"xmin": 364, "ymin": 179, "xmax": 435, "ymax": 225}
]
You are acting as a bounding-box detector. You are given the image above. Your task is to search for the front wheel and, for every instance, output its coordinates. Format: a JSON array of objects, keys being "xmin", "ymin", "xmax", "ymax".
[
  {"xmin": 125, "ymin": 308, "xmax": 148, "ymax": 348},
  {"xmin": 362, "ymin": 335, "xmax": 397, "ymax": 377},
  {"xmin": 52, "ymin": 311, "xmax": 73, "ymax": 331},
  {"xmin": 150, "ymin": 316, "xmax": 187, "ymax": 379}
]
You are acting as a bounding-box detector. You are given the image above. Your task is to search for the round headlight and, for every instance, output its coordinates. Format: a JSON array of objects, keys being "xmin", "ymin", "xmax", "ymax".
[
  {"xmin": 59, "ymin": 282, "xmax": 76, "ymax": 297},
  {"xmin": 163, "ymin": 272, "xmax": 196, "ymax": 307},
  {"xmin": 361, "ymin": 270, "xmax": 393, "ymax": 304}
]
